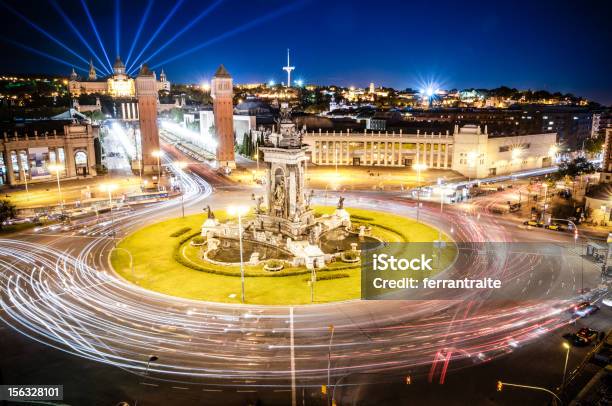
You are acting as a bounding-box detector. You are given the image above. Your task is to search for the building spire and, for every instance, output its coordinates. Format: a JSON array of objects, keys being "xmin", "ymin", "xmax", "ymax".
[
  {"xmin": 282, "ymin": 48, "xmax": 295, "ymax": 88},
  {"xmin": 88, "ymin": 59, "xmax": 97, "ymax": 80}
]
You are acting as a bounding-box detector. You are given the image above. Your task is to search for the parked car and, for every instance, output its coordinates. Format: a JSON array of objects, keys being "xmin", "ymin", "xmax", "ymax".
[
  {"xmin": 545, "ymin": 223, "xmax": 565, "ymax": 231},
  {"xmin": 524, "ymin": 220, "xmax": 544, "ymax": 227}
]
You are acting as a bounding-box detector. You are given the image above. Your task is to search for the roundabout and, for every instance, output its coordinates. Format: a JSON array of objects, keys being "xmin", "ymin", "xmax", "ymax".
[
  {"xmin": 110, "ymin": 206, "xmax": 450, "ymax": 305},
  {"xmin": 0, "ymin": 122, "xmax": 607, "ymax": 405}
]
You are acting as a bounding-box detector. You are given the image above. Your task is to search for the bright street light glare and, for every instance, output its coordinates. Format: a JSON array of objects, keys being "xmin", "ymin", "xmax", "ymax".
[
  {"xmin": 227, "ymin": 205, "xmax": 249, "ymax": 216},
  {"xmin": 47, "ymin": 163, "xmax": 65, "ymax": 172}
]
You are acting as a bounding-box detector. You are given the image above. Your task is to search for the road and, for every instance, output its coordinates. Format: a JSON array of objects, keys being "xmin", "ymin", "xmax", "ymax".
[{"xmin": 0, "ymin": 154, "xmax": 610, "ymax": 406}]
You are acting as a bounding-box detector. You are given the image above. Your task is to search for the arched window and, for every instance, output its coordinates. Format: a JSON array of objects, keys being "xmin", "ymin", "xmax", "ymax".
[{"xmin": 75, "ymin": 151, "xmax": 88, "ymax": 166}]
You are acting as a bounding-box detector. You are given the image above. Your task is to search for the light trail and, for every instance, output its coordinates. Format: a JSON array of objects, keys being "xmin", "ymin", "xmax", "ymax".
[
  {"xmin": 137, "ymin": 0, "xmax": 225, "ymax": 67},
  {"xmin": 115, "ymin": 0, "xmax": 120, "ymax": 58},
  {"xmin": 0, "ymin": 36, "xmax": 88, "ymax": 73},
  {"xmin": 150, "ymin": 0, "xmax": 308, "ymax": 69},
  {"xmin": 48, "ymin": 0, "xmax": 111, "ymax": 76},
  {"xmin": 0, "ymin": 180, "xmax": 596, "ymax": 389},
  {"xmin": 0, "ymin": 0, "xmax": 90, "ymax": 67},
  {"xmin": 127, "ymin": 0, "xmax": 186, "ymax": 73},
  {"xmin": 80, "ymin": 0, "xmax": 113, "ymax": 72},
  {"xmin": 125, "ymin": 0, "xmax": 154, "ymax": 67}
]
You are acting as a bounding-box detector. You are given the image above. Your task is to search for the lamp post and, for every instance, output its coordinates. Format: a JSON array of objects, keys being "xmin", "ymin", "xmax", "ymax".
[
  {"xmin": 327, "ymin": 324, "xmax": 335, "ymax": 406},
  {"xmin": 496, "ymin": 381, "xmax": 562, "ymax": 405},
  {"xmin": 413, "ymin": 163, "xmax": 427, "ymax": 223},
  {"xmin": 47, "ymin": 164, "xmax": 65, "ymax": 211},
  {"xmin": 145, "ymin": 355, "xmax": 158, "ymax": 376},
  {"xmin": 21, "ymin": 166, "xmax": 29, "ymax": 201},
  {"xmin": 562, "ymin": 342, "xmax": 570, "ymax": 388},
  {"xmin": 151, "ymin": 150, "xmax": 163, "ymax": 190},
  {"xmin": 176, "ymin": 162, "xmax": 188, "ymax": 218},
  {"xmin": 100, "ymin": 183, "xmax": 118, "ymax": 246},
  {"xmin": 228, "ymin": 205, "xmax": 249, "ymax": 303}
]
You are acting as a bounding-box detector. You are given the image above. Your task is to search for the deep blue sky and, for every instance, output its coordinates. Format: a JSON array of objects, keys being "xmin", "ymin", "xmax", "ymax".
[{"xmin": 0, "ymin": 0, "xmax": 610, "ymax": 104}]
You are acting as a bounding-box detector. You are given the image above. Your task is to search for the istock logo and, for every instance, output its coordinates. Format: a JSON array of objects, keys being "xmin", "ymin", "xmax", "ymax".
[{"xmin": 372, "ymin": 253, "xmax": 433, "ymax": 271}]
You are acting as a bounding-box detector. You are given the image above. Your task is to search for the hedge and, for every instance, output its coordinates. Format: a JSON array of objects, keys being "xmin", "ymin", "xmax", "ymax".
[
  {"xmin": 170, "ymin": 227, "xmax": 192, "ymax": 237},
  {"xmin": 173, "ymin": 234, "xmax": 361, "ymax": 278}
]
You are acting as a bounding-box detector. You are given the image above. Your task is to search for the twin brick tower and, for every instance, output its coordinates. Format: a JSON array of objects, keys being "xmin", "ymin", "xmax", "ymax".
[{"xmin": 135, "ymin": 63, "xmax": 235, "ymax": 176}]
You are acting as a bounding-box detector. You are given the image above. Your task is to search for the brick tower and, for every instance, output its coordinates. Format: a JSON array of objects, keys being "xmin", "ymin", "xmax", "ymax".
[
  {"xmin": 211, "ymin": 64, "xmax": 235, "ymax": 169},
  {"xmin": 135, "ymin": 64, "xmax": 160, "ymax": 175}
]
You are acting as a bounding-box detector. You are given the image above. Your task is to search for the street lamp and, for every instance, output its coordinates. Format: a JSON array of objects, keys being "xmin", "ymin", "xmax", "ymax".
[
  {"xmin": 19, "ymin": 162, "xmax": 30, "ymax": 201},
  {"xmin": 100, "ymin": 183, "xmax": 118, "ymax": 246},
  {"xmin": 227, "ymin": 205, "xmax": 250, "ymax": 303},
  {"xmin": 327, "ymin": 324, "xmax": 335, "ymax": 406},
  {"xmin": 47, "ymin": 164, "xmax": 65, "ymax": 211},
  {"xmin": 151, "ymin": 150, "xmax": 163, "ymax": 189},
  {"xmin": 548, "ymin": 145, "xmax": 559, "ymax": 160},
  {"xmin": 413, "ymin": 163, "xmax": 427, "ymax": 223},
  {"xmin": 176, "ymin": 162, "xmax": 188, "ymax": 218},
  {"xmin": 562, "ymin": 342, "xmax": 570, "ymax": 387},
  {"xmin": 145, "ymin": 355, "xmax": 158, "ymax": 376}
]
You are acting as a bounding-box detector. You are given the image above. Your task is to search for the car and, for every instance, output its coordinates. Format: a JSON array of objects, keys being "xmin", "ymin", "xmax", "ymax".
[
  {"xmin": 563, "ymin": 332, "xmax": 590, "ymax": 347},
  {"xmin": 576, "ymin": 327, "xmax": 599, "ymax": 343},
  {"xmin": 570, "ymin": 301, "xmax": 600, "ymax": 317},
  {"xmin": 545, "ymin": 223, "xmax": 565, "ymax": 231},
  {"xmin": 523, "ymin": 220, "xmax": 544, "ymax": 227}
]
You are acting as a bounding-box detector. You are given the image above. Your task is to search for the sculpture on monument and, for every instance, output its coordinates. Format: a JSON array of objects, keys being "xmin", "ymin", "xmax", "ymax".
[{"xmin": 201, "ymin": 103, "xmax": 359, "ymax": 270}]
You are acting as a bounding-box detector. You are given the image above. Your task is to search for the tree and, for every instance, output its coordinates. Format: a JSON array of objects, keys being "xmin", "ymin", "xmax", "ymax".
[
  {"xmin": 0, "ymin": 200, "xmax": 17, "ymax": 230},
  {"xmin": 584, "ymin": 134, "xmax": 605, "ymax": 155},
  {"xmin": 557, "ymin": 157, "xmax": 596, "ymax": 178}
]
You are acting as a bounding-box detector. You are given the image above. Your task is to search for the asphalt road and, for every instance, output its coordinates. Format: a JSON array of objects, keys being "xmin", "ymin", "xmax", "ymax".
[{"xmin": 0, "ymin": 159, "xmax": 610, "ymax": 406}]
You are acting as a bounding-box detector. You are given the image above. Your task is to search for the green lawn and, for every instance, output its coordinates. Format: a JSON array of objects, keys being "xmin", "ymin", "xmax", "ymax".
[{"xmin": 111, "ymin": 206, "xmax": 450, "ymax": 305}]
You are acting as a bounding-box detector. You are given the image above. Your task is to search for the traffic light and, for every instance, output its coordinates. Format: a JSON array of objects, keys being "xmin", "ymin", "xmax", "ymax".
[
  {"xmin": 321, "ymin": 385, "xmax": 327, "ymax": 395},
  {"xmin": 497, "ymin": 381, "xmax": 503, "ymax": 392},
  {"xmin": 406, "ymin": 375, "xmax": 412, "ymax": 385}
]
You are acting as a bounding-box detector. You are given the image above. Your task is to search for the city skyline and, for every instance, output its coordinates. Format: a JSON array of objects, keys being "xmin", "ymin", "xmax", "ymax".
[{"xmin": 0, "ymin": 0, "xmax": 610, "ymax": 104}]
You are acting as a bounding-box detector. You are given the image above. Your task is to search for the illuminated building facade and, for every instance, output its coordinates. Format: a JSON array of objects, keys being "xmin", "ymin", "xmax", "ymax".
[
  {"xmin": 302, "ymin": 124, "xmax": 556, "ymax": 178},
  {"xmin": 211, "ymin": 65, "xmax": 235, "ymax": 169},
  {"xmin": 0, "ymin": 121, "xmax": 98, "ymax": 186},
  {"xmin": 68, "ymin": 56, "xmax": 170, "ymax": 98}
]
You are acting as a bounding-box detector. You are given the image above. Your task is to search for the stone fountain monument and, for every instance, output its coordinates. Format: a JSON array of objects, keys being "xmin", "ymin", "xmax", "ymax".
[{"xmin": 201, "ymin": 104, "xmax": 352, "ymax": 269}]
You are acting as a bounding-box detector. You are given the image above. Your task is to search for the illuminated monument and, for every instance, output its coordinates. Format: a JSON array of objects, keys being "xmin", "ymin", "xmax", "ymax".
[
  {"xmin": 68, "ymin": 56, "xmax": 170, "ymax": 97},
  {"xmin": 211, "ymin": 65, "xmax": 235, "ymax": 169},
  {"xmin": 135, "ymin": 64, "xmax": 160, "ymax": 175},
  {"xmin": 202, "ymin": 105, "xmax": 354, "ymax": 270}
]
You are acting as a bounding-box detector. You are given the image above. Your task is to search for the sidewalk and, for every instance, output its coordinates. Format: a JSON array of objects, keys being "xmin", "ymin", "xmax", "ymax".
[{"xmin": 1, "ymin": 176, "xmax": 144, "ymax": 210}]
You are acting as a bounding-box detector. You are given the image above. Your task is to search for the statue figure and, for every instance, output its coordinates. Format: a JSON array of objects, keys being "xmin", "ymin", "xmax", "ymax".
[
  {"xmin": 205, "ymin": 205, "xmax": 215, "ymax": 219},
  {"xmin": 337, "ymin": 196, "xmax": 345, "ymax": 210},
  {"xmin": 254, "ymin": 196, "xmax": 264, "ymax": 213},
  {"xmin": 273, "ymin": 182, "xmax": 285, "ymax": 217}
]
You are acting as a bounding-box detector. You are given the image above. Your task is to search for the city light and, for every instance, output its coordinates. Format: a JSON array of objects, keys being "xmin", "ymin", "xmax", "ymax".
[
  {"xmin": 511, "ymin": 147, "xmax": 523, "ymax": 160},
  {"xmin": 47, "ymin": 163, "xmax": 64, "ymax": 173},
  {"xmin": 99, "ymin": 183, "xmax": 118, "ymax": 193},
  {"xmin": 201, "ymin": 81, "xmax": 211, "ymax": 92},
  {"xmin": 295, "ymin": 79, "xmax": 303, "ymax": 87},
  {"xmin": 227, "ymin": 205, "xmax": 249, "ymax": 216},
  {"xmin": 161, "ymin": 120, "xmax": 217, "ymax": 153},
  {"xmin": 548, "ymin": 145, "xmax": 559, "ymax": 158}
]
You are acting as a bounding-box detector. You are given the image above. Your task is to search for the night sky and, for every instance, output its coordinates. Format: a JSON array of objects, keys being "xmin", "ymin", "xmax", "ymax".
[{"xmin": 0, "ymin": 0, "xmax": 610, "ymax": 104}]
